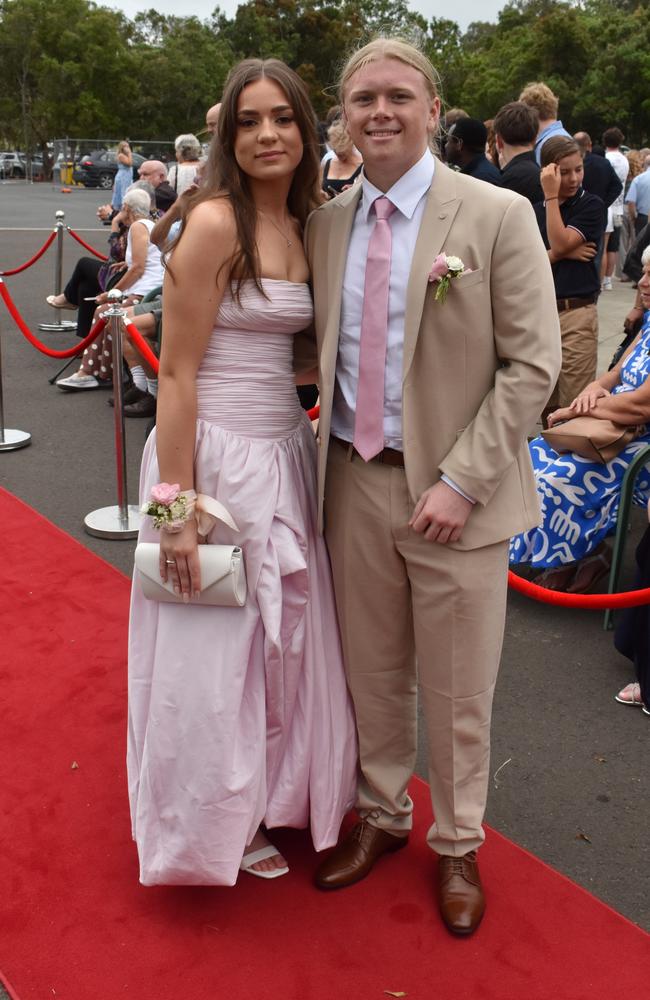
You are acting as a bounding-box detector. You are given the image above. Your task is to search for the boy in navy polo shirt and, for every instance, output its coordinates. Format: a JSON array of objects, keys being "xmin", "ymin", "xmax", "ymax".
[{"xmin": 534, "ymin": 135, "xmax": 605, "ymax": 423}]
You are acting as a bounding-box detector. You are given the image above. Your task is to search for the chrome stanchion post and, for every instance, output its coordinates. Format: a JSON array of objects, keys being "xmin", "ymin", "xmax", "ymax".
[
  {"xmin": 84, "ymin": 289, "xmax": 141, "ymax": 538},
  {"xmin": 39, "ymin": 210, "xmax": 77, "ymax": 334},
  {"xmin": 0, "ymin": 289, "xmax": 31, "ymax": 451}
]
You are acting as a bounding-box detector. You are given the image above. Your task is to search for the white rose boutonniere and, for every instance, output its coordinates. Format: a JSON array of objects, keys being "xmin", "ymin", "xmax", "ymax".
[{"xmin": 428, "ymin": 253, "xmax": 471, "ymax": 304}]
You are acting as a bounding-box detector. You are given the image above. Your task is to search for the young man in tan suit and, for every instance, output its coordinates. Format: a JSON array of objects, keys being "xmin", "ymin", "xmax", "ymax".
[{"xmin": 301, "ymin": 39, "xmax": 561, "ymax": 935}]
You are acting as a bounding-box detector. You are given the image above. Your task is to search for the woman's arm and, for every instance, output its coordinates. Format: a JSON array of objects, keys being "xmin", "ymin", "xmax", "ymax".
[
  {"xmin": 95, "ymin": 222, "xmax": 149, "ymax": 302},
  {"xmin": 581, "ymin": 374, "xmax": 650, "ymax": 424},
  {"xmin": 296, "ymin": 367, "xmax": 319, "ymax": 385},
  {"xmin": 547, "ymin": 333, "xmax": 645, "ymax": 424},
  {"xmin": 118, "ymin": 149, "xmax": 132, "ymax": 166},
  {"xmin": 114, "ymin": 221, "xmax": 148, "ymax": 291},
  {"xmin": 156, "ymin": 201, "xmax": 237, "ymax": 596}
]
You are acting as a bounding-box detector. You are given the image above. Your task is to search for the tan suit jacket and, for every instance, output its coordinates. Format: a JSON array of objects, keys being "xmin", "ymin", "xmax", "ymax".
[{"xmin": 300, "ymin": 160, "xmax": 562, "ymax": 549}]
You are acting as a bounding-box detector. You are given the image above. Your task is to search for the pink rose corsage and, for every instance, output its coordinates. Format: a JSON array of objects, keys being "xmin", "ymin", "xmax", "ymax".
[
  {"xmin": 428, "ymin": 253, "xmax": 469, "ymax": 304},
  {"xmin": 142, "ymin": 484, "xmax": 197, "ymax": 532}
]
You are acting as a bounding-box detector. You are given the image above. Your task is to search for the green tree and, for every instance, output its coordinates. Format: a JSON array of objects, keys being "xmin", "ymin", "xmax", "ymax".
[
  {"xmin": 0, "ymin": 0, "xmax": 135, "ymax": 157},
  {"xmin": 130, "ymin": 13, "xmax": 233, "ymax": 139},
  {"xmin": 423, "ymin": 18, "xmax": 465, "ymax": 107}
]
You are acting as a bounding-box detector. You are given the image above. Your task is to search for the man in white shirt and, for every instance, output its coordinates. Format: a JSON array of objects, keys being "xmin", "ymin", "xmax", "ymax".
[
  {"xmin": 602, "ymin": 126, "xmax": 630, "ymax": 289},
  {"xmin": 625, "ymin": 154, "xmax": 650, "ymax": 235},
  {"xmin": 301, "ymin": 38, "xmax": 560, "ymax": 935}
]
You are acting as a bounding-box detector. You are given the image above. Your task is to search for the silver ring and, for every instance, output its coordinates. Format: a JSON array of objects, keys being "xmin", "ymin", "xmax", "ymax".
[{"xmin": 165, "ymin": 559, "xmax": 175, "ymax": 565}]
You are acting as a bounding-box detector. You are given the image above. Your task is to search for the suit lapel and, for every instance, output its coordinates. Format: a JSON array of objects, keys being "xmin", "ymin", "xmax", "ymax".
[
  {"xmin": 319, "ymin": 185, "xmax": 362, "ymax": 432},
  {"xmin": 402, "ymin": 162, "xmax": 461, "ymax": 379}
]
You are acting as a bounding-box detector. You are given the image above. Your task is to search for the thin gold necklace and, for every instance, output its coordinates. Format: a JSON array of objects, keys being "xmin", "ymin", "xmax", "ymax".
[{"xmin": 258, "ymin": 210, "xmax": 293, "ymax": 247}]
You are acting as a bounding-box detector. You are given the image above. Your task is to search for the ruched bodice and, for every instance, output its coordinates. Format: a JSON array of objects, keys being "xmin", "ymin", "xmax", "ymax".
[{"xmin": 196, "ymin": 279, "xmax": 313, "ymax": 438}]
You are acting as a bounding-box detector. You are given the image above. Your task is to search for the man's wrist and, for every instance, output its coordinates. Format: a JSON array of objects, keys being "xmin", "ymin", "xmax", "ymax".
[{"xmin": 441, "ymin": 474, "xmax": 476, "ymax": 505}]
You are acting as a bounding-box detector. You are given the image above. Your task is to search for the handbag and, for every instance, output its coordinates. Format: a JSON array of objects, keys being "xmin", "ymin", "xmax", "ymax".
[
  {"xmin": 134, "ymin": 542, "xmax": 247, "ymax": 607},
  {"xmin": 542, "ymin": 415, "xmax": 643, "ymax": 464}
]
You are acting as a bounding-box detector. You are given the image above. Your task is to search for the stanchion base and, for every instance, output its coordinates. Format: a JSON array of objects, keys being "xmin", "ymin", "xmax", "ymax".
[
  {"xmin": 84, "ymin": 505, "xmax": 142, "ymax": 539},
  {"xmin": 0, "ymin": 428, "xmax": 31, "ymax": 451},
  {"xmin": 38, "ymin": 320, "xmax": 78, "ymax": 333}
]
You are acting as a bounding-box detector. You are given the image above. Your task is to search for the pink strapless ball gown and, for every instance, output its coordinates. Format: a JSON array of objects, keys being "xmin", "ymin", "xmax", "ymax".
[{"xmin": 127, "ymin": 280, "xmax": 357, "ymax": 885}]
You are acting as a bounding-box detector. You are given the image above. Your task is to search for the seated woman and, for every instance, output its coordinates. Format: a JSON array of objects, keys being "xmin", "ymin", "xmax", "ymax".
[
  {"xmin": 509, "ymin": 246, "xmax": 650, "ymax": 593},
  {"xmin": 320, "ymin": 119, "xmax": 362, "ymax": 199},
  {"xmin": 46, "ymin": 180, "xmax": 159, "ymax": 341},
  {"xmin": 56, "ymin": 187, "xmax": 164, "ymax": 391}
]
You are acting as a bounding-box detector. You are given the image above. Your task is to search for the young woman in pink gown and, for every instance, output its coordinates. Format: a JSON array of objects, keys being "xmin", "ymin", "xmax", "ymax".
[{"xmin": 127, "ymin": 59, "xmax": 357, "ymax": 886}]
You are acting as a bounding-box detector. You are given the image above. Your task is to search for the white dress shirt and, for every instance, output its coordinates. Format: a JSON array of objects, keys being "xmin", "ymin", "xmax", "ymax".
[
  {"xmin": 332, "ymin": 148, "xmax": 434, "ymax": 449},
  {"xmin": 330, "ymin": 149, "xmax": 475, "ymax": 504}
]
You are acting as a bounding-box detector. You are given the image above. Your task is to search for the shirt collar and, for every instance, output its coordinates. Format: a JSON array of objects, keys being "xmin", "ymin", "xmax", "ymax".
[
  {"xmin": 537, "ymin": 120, "xmax": 565, "ymax": 143},
  {"xmin": 361, "ymin": 148, "xmax": 435, "ymax": 222},
  {"xmin": 461, "ymin": 153, "xmax": 487, "ymax": 175},
  {"xmin": 560, "ymin": 187, "xmax": 585, "ymax": 210}
]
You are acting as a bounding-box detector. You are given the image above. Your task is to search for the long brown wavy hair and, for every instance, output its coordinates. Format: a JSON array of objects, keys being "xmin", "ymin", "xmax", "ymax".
[{"xmin": 153, "ymin": 58, "xmax": 322, "ymax": 296}]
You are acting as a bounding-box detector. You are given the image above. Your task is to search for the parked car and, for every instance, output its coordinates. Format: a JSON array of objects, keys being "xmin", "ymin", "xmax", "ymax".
[
  {"xmin": 72, "ymin": 150, "xmax": 146, "ymax": 189},
  {"xmin": 0, "ymin": 152, "xmax": 45, "ymax": 179}
]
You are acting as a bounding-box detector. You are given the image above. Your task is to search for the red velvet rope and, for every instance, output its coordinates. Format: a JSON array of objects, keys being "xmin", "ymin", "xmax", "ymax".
[
  {"xmin": 508, "ymin": 571, "xmax": 650, "ymax": 609},
  {"xmin": 66, "ymin": 227, "xmax": 108, "ymax": 261},
  {"xmin": 0, "ymin": 280, "xmax": 106, "ymax": 358},
  {"xmin": 0, "ymin": 968, "xmax": 23, "ymax": 1000},
  {"xmin": 123, "ymin": 319, "xmax": 159, "ymax": 373},
  {"xmin": 0, "ymin": 230, "xmax": 57, "ymax": 276}
]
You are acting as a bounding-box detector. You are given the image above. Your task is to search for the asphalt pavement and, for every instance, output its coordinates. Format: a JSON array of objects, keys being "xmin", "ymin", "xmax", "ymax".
[{"xmin": 1, "ymin": 180, "xmax": 648, "ymax": 936}]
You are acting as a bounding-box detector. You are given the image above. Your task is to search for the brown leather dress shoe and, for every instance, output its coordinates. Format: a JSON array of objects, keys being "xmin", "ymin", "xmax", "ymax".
[
  {"xmin": 315, "ymin": 820, "xmax": 408, "ymax": 890},
  {"xmin": 438, "ymin": 850, "xmax": 485, "ymax": 935}
]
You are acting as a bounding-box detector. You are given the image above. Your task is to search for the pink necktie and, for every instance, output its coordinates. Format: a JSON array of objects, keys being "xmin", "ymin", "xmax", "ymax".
[{"xmin": 353, "ymin": 196, "xmax": 396, "ymax": 461}]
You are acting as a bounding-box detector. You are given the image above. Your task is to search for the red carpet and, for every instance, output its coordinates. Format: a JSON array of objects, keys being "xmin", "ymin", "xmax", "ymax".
[{"xmin": 2, "ymin": 486, "xmax": 648, "ymax": 1000}]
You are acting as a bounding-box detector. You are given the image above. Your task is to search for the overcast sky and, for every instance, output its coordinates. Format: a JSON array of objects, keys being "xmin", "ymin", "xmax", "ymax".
[{"xmin": 105, "ymin": 0, "xmax": 508, "ymax": 31}]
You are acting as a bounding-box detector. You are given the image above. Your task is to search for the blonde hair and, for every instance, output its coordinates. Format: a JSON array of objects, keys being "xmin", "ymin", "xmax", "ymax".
[
  {"xmin": 518, "ymin": 82, "xmax": 559, "ymax": 120},
  {"xmin": 338, "ymin": 37, "xmax": 440, "ymax": 104},
  {"xmin": 627, "ymin": 150, "xmax": 644, "ymax": 181},
  {"xmin": 327, "ymin": 119, "xmax": 355, "ymax": 157}
]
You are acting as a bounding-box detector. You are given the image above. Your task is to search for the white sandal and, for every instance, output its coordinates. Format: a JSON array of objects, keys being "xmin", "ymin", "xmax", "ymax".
[
  {"xmin": 615, "ymin": 682, "xmax": 643, "ymax": 706},
  {"xmin": 239, "ymin": 844, "xmax": 289, "ymax": 880}
]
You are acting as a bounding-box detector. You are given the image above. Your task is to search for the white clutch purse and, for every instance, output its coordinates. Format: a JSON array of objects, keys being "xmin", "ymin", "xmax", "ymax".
[{"xmin": 134, "ymin": 542, "xmax": 247, "ymax": 607}]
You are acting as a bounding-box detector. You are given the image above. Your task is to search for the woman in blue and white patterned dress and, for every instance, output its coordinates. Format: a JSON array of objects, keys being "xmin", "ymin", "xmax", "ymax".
[{"xmin": 510, "ymin": 248, "xmax": 650, "ymax": 592}]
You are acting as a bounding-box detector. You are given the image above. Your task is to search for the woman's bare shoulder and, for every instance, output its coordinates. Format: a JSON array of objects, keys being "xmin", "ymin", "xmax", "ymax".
[{"xmin": 185, "ymin": 198, "xmax": 237, "ymax": 241}]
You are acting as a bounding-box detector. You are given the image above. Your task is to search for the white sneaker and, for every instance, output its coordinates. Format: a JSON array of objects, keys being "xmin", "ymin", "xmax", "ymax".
[
  {"xmin": 56, "ymin": 372, "xmax": 100, "ymax": 391},
  {"xmin": 602, "ymin": 276, "xmax": 612, "ymax": 290}
]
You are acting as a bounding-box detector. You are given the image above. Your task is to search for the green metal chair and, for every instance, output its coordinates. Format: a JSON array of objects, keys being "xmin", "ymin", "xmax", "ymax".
[{"xmin": 603, "ymin": 444, "xmax": 650, "ymax": 630}]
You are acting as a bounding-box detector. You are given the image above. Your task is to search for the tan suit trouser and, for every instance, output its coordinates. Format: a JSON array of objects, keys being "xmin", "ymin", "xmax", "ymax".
[{"xmin": 324, "ymin": 441, "xmax": 509, "ymax": 857}]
